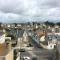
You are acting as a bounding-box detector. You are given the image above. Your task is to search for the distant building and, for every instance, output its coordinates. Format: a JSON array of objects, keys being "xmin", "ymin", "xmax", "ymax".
[
  {"xmin": 47, "ymin": 27, "xmax": 60, "ymax": 35},
  {"xmin": 17, "ymin": 37, "xmax": 23, "ymax": 48},
  {"xmin": 23, "ymin": 31, "xmax": 29, "ymax": 47},
  {"xmin": 10, "ymin": 24, "xmax": 15, "ymax": 28},
  {"xmin": 36, "ymin": 29, "xmax": 45, "ymax": 37},
  {"xmin": 1, "ymin": 24, "xmax": 7, "ymax": 28},
  {"xmin": 23, "ymin": 31, "xmax": 28, "ymax": 41},
  {"xmin": 17, "ymin": 24, "xmax": 21, "ymax": 28},
  {"xmin": 7, "ymin": 24, "xmax": 11, "ymax": 28}
]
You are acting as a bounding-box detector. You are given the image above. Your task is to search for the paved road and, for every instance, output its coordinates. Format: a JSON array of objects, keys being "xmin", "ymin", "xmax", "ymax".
[{"xmin": 20, "ymin": 47, "xmax": 56, "ymax": 60}]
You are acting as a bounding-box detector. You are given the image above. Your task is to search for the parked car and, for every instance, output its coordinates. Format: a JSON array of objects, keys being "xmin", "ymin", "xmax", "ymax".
[
  {"xmin": 32, "ymin": 57, "xmax": 37, "ymax": 60},
  {"xmin": 19, "ymin": 49, "xmax": 25, "ymax": 52},
  {"xmin": 23, "ymin": 56, "xmax": 30, "ymax": 60}
]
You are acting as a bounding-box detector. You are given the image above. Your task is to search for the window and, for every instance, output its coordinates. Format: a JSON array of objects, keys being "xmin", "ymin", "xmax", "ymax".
[{"xmin": 55, "ymin": 28, "xmax": 59, "ymax": 33}]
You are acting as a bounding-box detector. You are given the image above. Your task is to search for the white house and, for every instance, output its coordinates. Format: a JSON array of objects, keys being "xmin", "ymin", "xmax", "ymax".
[
  {"xmin": 47, "ymin": 41, "xmax": 56, "ymax": 49},
  {"xmin": 40, "ymin": 35, "xmax": 57, "ymax": 50},
  {"xmin": 0, "ymin": 32, "xmax": 5, "ymax": 44},
  {"xmin": 40, "ymin": 36, "xmax": 45, "ymax": 42}
]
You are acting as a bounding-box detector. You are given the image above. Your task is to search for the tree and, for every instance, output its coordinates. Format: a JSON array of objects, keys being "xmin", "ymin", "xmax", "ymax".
[
  {"xmin": 14, "ymin": 23, "xmax": 17, "ymax": 27},
  {"xmin": 56, "ymin": 22, "xmax": 60, "ymax": 26},
  {"xmin": 44, "ymin": 21, "xmax": 55, "ymax": 27},
  {"xmin": 0, "ymin": 22, "xmax": 2, "ymax": 27}
]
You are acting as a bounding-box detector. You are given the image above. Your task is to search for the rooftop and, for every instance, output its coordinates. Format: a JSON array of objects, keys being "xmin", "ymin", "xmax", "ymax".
[{"xmin": 0, "ymin": 32, "xmax": 4, "ymax": 36}]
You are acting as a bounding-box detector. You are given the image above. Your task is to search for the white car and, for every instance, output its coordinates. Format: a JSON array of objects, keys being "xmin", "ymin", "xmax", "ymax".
[{"xmin": 23, "ymin": 56, "xmax": 30, "ymax": 60}]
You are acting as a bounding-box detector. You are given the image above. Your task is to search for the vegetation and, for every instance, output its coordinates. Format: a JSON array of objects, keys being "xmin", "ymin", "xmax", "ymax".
[
  {"xmin": 56, "ymin": 22, "xmax": 60, "ymax": 26},
  {"xmin": 0, "ymin": 22, "xmax": 2, "ymax": 27},
  {"xmin": 13, "ymin": 23, "xmax": 17, "ymax": 27},
  {"xmin": 44, "ymin": 21, "xmax": 55, "ymax": 27}
]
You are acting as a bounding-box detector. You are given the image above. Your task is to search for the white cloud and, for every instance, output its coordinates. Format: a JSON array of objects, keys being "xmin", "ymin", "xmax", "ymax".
[{"xmin": 0, "ymin": 0, "xmax": 60, "ymax": 23}]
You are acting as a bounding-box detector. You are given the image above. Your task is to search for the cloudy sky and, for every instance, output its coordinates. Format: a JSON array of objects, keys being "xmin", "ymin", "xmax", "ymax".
[{"xmin": 0, "ymin": 0, "xmax": 60, "ymax": 23}]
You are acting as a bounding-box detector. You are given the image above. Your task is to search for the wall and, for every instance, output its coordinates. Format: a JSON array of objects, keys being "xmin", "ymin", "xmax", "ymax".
[{"xmin": 5, "ymin": 50, "xmax": 13, "ymax": 60}]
